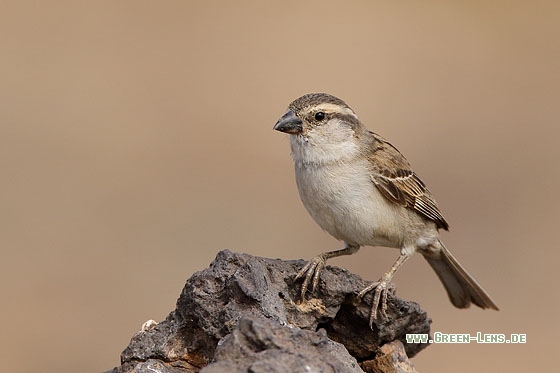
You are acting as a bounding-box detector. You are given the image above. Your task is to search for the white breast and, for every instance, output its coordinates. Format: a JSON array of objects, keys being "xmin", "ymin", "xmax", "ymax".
[{"xmin": 293, "ymin": 154, "xmax": 406, "ymax": 248}]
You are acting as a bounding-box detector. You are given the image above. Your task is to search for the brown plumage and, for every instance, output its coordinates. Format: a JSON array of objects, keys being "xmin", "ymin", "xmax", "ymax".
[{"xmin": 366, "ymin": 132, "xmax": 450, "ymax": 230}]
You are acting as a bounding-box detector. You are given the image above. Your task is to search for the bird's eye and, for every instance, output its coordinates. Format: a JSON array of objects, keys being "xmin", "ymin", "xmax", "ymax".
[{"xmin": 314, "ymin": 112, "xmax": 326, "ymax": 121}]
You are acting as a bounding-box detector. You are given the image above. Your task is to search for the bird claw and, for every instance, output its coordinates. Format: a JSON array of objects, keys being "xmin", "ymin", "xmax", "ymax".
[
  {"xmin": 295, "ymin": 255, "xmax": 326, "ymax": 300},
  {"xmin": 357, "ymin": 277, "xmax": 397, "ymax": 329}
]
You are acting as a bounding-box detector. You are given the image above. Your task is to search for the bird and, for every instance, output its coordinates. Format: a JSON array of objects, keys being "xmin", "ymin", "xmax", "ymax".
[{"xmin": 273, "ymin": 93, "xmax": 498, "ymax": 328}]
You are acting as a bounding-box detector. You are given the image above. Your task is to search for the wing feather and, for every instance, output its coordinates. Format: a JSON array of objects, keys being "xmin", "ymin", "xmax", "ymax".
[{"xmin": 367, "ymin": 132, "xmax": 449, "ymax": 230}]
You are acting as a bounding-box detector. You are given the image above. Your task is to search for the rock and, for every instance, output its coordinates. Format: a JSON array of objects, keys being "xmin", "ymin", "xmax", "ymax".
[
  {"xmin": 202, "ymin": 315, "xmax": 362, "ymax": 372},
  {"xmin": 360, "ymin": 340, "xmax": 419, "ymax": 373},
  {"xmin": 109, "ymin": 250, "xmax": 431, "ymax": 372}
]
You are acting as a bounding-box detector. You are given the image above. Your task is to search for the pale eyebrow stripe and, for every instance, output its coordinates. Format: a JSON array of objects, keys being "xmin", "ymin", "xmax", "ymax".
[{"xmin": 314, "ymin": 103, "xmax": 357, "ymax": 118}]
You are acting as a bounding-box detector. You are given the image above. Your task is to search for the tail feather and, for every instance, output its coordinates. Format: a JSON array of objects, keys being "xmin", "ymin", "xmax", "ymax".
[{"xmin": 423, "ymin": 241, "xmax": 499, "ymax": 310}]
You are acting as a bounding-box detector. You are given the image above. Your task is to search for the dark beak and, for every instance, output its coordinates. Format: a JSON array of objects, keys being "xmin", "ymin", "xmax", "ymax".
[{"xmin": 273, "ymin": 110, "xmax": 303, "ymax": 134}]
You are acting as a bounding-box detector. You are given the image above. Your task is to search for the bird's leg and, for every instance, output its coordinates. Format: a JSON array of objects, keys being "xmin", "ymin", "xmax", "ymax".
[
  {"xmin": 296, "ymin": 244, "xmax": 360, "ymax": 300},
  {"xmin": 358, "ymin": 251, "xmax": 411, "ymax": 328}
]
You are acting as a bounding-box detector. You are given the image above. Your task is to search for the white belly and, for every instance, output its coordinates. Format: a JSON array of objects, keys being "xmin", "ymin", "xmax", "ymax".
[{"xmin": 294, "ymin": 159, "xmax": 407, "ymax": 248}]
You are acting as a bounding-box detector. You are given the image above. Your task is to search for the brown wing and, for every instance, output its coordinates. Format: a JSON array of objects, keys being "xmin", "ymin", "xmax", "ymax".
[{"xmin": 367, "ymin": 132, "xmax": 450, "ymax": 230}]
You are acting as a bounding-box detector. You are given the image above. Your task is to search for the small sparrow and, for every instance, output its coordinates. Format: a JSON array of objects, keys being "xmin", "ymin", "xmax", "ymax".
[{"xmin": 273, "ymin": 93, "xmax": 498, "ymax": 327}]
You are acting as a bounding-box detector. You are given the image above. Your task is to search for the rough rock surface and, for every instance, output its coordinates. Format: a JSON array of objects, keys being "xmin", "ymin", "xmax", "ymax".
[{"xmin": 109, "ymin": 250, "xmax": 431, "ymax": 373}]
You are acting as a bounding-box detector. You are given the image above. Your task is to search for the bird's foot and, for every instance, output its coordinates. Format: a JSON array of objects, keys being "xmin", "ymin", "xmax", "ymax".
[
  {"xmin": 357, "ymin": 276, "xmax": 397, "ymax": 329},
  {"xmin": 295, "ymin": 254, "xmax": 327, "ymax": 300}
]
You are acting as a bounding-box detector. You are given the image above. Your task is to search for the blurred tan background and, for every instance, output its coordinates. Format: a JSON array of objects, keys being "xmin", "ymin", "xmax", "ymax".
[{"xmin": 1, "ymin": 1, "xmax": 558, "ymax": 372}]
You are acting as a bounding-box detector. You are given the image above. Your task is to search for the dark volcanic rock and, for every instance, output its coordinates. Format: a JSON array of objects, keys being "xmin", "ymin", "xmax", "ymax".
[
  {"xmin": 109, "ymin": 250, "xmax": 431, "ymax": 372},
  {"xmin": 202, "ymin": 315, "xmax": 362, "ymax": 372}
]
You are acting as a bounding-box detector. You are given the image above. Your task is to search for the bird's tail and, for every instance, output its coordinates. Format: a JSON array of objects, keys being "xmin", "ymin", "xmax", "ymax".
[{"xmin": 423, "ymin": 240, "xmax": 499, "ymax": 310}]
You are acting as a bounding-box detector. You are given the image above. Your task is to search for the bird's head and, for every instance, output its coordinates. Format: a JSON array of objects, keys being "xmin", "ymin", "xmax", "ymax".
[{"xmin": 274, "ymin": 93, "xmax": 367, "ymax": 164}]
